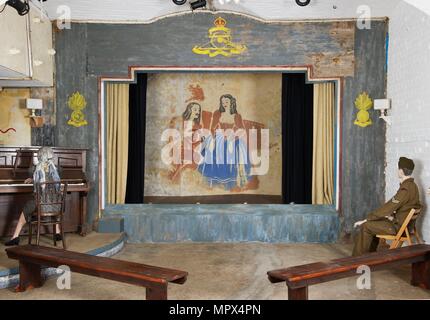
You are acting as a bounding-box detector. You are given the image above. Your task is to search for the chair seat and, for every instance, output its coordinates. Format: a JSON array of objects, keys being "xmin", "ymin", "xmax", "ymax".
[{"xmin": 377, "ymin": 234, "xmax": 408, "ymax": 240}]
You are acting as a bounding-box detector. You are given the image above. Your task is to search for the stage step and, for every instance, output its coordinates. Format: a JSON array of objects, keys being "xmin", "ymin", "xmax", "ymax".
[{"xmin": 103, "ymin": 204, "xmax": 340, "ymax": 243}]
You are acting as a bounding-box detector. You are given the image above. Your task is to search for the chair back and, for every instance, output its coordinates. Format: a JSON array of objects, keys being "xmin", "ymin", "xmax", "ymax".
[
  {"xmin": 35, "ymin": 181, "xmax": 68, "ymax": 218},
  {"xmin": 397, "ymin": 208, "xmax": 419, "ymax": 238}
]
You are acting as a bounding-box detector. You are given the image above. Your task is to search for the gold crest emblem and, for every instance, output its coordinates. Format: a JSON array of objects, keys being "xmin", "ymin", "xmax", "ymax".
[
  {"xmin": 192, "ymin": 17, "xmax": 247, "ymax": 57},
  {"xmin": 354, "ymin": 92, "xmax": 373, "ymax": 128},
  {"xmin": 67, "ymin": 92, "xmax": 88, "ymax": 127}
]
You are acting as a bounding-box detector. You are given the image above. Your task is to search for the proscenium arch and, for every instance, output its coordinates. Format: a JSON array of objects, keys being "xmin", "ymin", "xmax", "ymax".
[{"xmin": 99, "ymin": 66, "xmax": 343, "ymax": 214}]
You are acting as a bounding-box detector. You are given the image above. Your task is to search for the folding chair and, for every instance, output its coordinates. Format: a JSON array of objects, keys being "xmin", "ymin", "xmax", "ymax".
[{"xmin": 377, "ymin": 208, "xmax": 422, "ymax": 249}]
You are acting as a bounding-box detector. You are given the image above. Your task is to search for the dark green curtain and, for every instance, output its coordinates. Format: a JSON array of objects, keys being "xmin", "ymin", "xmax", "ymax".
[{"xmin": 282, "ymin": 73, "xmax": 314, "ymax": 204}]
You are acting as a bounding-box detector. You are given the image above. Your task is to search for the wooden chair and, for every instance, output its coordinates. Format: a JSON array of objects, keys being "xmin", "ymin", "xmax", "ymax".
[
  {"xmin": 377, "ymin": 208, "xmax": 422, "ymax": 249},
  {"xmin": 28, "ymin": 181, "xmax": 68, "ymax": 249}
]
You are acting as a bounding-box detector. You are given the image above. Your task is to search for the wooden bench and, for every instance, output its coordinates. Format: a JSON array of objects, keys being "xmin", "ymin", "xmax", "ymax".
[
  {"xmin": 6, "ymin": 245, "xmax": 188, "ymax": 300},
  {"xmin": 267, "ymin": 244, "xmax": 430, "ymax": 300}
]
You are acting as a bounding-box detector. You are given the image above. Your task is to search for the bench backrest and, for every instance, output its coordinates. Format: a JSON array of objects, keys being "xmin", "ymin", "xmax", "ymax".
[
  {"xmin": 6, "ymin": 245, "xmax": 188, "ymax": 287},
  {"xmin": 268, "ymin": 244, "xmax": 430, "ymax": 289}
]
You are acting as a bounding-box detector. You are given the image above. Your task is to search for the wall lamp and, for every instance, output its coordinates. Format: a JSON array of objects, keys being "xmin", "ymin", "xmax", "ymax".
[{"xmin": 374, "ymin": 99, "xmax": 392, "ymax": 126}]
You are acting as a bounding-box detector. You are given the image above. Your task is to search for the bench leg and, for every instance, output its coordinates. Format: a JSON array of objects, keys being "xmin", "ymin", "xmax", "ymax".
[
  {"xmin": 288, "ymin": 286, "xmax": 308, "ymax": 300},
  {"xmin": 146, "ymin": 285, "xmax": 168, "ymax": 300},
  {"xmin": 411, "ymin": 261, "xmax": 430, "ymax": 290},
  {"xmin": 17, "ymin": 261, "xmax": 43, "ymax": 292}
]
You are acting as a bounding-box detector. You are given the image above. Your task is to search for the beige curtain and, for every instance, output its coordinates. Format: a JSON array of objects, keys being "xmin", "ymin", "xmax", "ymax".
[
  {"xmin": 312, "ymin": 83, "xmax": 335, "ymax": 205},
  {"xmin": 107, "ymin": 83, "xmax": 129, "ymax": 204}
]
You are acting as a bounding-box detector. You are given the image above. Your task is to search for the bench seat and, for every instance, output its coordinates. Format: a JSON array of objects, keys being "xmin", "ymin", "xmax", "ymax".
[
  {"xmin": 268, "ymin": 244, "xmax": 430, "ymax": 300},
  {"xmin": 6, "ymin": 245, "xmax": 188, "ymax": 300}
]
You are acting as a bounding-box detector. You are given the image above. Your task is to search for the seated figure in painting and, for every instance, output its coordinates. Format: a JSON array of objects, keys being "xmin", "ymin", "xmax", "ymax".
[
  {"xmin": 352, "ymin": 157, "xmax": 421, "ymax": 256},
  {"xmin": 169, "ymin": 102, "xmax": 208, "ymax": 181},
  {"xmin": 5, "ymin": 147, "xmax": 62, "ymax": 246},
  {"xmin": 198, "ymin": 94, "xmax": 252, "ymax": 191}
]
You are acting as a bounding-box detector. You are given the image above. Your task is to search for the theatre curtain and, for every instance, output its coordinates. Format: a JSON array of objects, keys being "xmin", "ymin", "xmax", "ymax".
[
  {"xmin": 106, "ymin": 83, "xmax": 129, "ymax": 204},
  {"xmin": 282, "ymin": 74, "xmax": 314, "ymax": 204},
  {"xmin": 312, "ymin": 83, "xmax": 335, "ymax": 205},
  {"xmin": 125, "ymin": 73, "xmax": 147, "ymax": 203}
]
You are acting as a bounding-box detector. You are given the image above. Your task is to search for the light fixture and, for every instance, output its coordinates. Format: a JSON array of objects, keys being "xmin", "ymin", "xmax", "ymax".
[
  {"xmin": 6, "ymin": 0, "xmax": 30, "ymax": 16},
  {"xmin": 172, "ymin": 0, "xmax": 187, "ymax": 5},
  {"xmin": 374, "ymin": 99, "xmax": 392, "ymax": 126},
  {"xmin": 47, "ymin": 48, "xmax": 56, "ymax": 56},
  {"xmin": 296, "ymin": 0, "xmax": 311, "ymax": 6},
  {"xmin": 26, "ymin": 98, "xmax": 44, "ymax": 128},
  {"xmin": 190, "ymin": 0, "xmax": 206, "ymax": 10}
]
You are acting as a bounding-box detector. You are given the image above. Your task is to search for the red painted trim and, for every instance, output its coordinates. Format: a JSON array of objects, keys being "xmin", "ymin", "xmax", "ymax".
[{"xmin": 0, "ymin": 128, "xmax": 17, "ymax": 134}]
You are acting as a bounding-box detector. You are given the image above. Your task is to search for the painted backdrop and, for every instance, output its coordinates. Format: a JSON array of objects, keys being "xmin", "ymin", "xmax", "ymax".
[{"xmin": 144, "ymin": 73, "xmax": 282, "ymax": 198}]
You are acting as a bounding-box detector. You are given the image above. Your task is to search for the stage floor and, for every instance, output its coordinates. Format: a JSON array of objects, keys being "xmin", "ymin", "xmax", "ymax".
[
  {"xmin": 0, "ymin": 232, "xmax": 125, "ymax": 289},
  {"xmin": 105, "ymin": 204, "xmax": 340, "ymax": 243},
  {"xmin": 1, "ymin": 242, "xmax": 429, "ymax": 300}
]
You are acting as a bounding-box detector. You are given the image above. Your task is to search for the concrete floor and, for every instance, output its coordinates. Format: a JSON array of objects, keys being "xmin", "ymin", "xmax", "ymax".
[{"xmin": 0, "ymin": 242, "xmax": 429, "ymax": 300}]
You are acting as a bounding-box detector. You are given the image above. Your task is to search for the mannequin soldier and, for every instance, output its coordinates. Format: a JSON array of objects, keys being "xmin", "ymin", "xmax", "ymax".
[{"xmin": 352, "ymin": 157, "xmax": 421, "ymax": 256}]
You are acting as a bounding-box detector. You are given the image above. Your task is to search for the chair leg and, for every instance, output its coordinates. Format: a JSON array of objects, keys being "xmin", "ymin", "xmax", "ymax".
[
  {"xmin": 390, "ymin": 239, "xmax": 403, "ymax": 249},
  {"xmin": 60, "ymin": 219, "xmax": 66, "ymax": 250},
  {"xmin": 28, "ymin": 222, "xmax": 32, "ymax": 245},
  {"xmin": 53, "ymin": 224, "xmax": 57, "ymax": 247},
  {"xmin": 36, "ymin": 220, "xmax": 41, "ymax": 246}
]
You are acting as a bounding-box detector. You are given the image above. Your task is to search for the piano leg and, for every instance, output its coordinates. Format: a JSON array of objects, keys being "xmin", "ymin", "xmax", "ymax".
[{"xmin": 80, "ymin": 192, "xmax": 88, "ymax": 236}]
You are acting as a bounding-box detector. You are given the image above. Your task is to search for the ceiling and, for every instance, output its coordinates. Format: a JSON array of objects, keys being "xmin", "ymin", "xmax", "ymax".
[{"xmin": 24, "ymin": 0, "xmax": 411, "ymax": 22}]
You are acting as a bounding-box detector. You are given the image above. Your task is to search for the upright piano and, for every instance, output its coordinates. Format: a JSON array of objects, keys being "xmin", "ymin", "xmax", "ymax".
[{"xmin": 0, "ymin": 146, "xmax": 90, "ymax": 237}]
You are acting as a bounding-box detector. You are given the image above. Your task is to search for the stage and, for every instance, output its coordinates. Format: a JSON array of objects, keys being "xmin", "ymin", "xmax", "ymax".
[
  {"xmin": 103, "ymin": 204, "xmax": 340, "ymax": 243},
  {"xmin": 0, "ymin": 232, "xmax": 125, "ymax": 289}
]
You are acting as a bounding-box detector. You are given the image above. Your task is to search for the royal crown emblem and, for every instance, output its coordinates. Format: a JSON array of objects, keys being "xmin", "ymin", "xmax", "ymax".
[{"xmin": 192, "ymin": 17, "xmax": 247, "ymax": 58}]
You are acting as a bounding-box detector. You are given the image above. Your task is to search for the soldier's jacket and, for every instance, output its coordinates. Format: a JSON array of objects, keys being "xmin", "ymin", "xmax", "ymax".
[{"xmin": 367, "ymin": 178, "xmax": 421, "ymax": 227}]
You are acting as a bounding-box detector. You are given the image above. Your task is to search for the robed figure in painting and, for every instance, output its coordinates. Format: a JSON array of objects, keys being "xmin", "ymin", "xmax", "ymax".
[
  {"xmin": 198, "ymin": 94, "xmax": 251, "ymax": 191},
  {"xmin": 169, "ymin": 102, "xmax": 205, "ymax": 181}
]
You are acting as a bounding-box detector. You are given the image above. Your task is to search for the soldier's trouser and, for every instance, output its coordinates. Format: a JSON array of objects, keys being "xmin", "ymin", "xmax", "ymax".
[{"xmin": 352, "ymin": 220, "xmax": 397, "ymax": 256}]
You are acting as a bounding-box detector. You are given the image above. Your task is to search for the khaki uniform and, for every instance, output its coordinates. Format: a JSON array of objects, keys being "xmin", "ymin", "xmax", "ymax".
[{"xmin": 352, "ymin": 178, "xmax": 421, "ymax": 256}]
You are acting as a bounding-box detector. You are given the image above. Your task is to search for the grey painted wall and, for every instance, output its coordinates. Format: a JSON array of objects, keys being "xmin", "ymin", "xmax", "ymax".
[
  {"xmin": 54, "ymin": 12, "xmax": 387, "ymax": 236},
  {"xmin": 341, "ymin": 23, "xmax": 387, "ymax": 234}
]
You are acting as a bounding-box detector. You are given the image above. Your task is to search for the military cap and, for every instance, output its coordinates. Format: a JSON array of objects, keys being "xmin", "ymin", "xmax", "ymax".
[{"xmin": 398, "ymin": 157, "xmax": 415, "ymax": 171}]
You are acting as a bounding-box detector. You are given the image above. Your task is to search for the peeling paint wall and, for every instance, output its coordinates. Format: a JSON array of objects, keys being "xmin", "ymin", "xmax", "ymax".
[{"xmin": 0, "ymin": 89, "xmax": 31, "ymax": 146}]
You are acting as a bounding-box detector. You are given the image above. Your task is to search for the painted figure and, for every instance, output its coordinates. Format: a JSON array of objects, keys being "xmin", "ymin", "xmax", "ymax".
[
  {"xmin": 198, "ymin": 94, "xmax": 251, "ymax": 191},
  {"xmin": 352, "ymin": 157, "xmax": 421, "ymax": 256},
  {"xmin": 169, "ymin": 102, "xmax": 205, "ymax": 181},
  {"xmin": 5, "ymin": 147, "xmax": 62, "ymax": 246}
]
